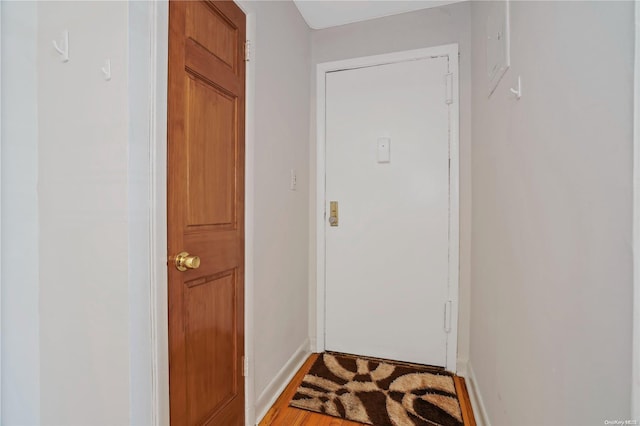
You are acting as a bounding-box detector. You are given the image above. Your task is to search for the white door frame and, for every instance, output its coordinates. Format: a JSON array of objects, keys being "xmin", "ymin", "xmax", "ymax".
[
  {"xmin": 315, "ymin": 44, "xmax": 460, "ymax": 372},
  {"xmin": 632, "ymin": 0, "xmax": 639, "ymax": 418},
  {"xmin": 0, "ymin": 4, "xmax": 3, "ymax": 423},
  {"xmin": 145, "ymin": 2, "xmax": 169, "ymax": 424},
  {"xmin": 234, "ymin": 3, "xmax": 257, "ymax": 424}
]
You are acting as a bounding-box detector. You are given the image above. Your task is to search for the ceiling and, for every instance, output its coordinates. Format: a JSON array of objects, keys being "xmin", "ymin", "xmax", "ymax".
[{"xmin": 293, "ymin": 0, "xmax": 465, "ymax": 30}]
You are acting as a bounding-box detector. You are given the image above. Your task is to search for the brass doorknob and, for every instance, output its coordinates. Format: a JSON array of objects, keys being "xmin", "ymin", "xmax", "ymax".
[{"xmin": 175, "ymin": 251, "xmax": 201, "ymax": 271}]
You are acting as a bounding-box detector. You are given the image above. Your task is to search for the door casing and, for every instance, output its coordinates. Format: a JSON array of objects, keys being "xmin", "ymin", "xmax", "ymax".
[{"xmin": 315, "ymin": 44, "xmax": 461, "ymax": 372}]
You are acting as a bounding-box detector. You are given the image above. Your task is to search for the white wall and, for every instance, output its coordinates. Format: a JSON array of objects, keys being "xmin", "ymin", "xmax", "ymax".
[
  {"xmin": 308, "ymin": 1, "xmax": 472, "ymax": 369},
  {"xmin": 1, "ymin": 2, "xmax": 40, "ymax": 424},
  {"xmin": 2, "ymin": 2, "xmax": 136, "ymax": 424},
  {"xmin": 239, "ymin": 0, "xmax": 312, "ymax": 420},
  {"xmin": 128, "ymin": 2, "xmax": 153, "ymax": 421},
  {"xmin": 470, "ymin": 1, "xmax": 634, "ymax": 423},
  {"xmin": 37, "ymin": 2, "xmax": 131, "ymax": 424}
]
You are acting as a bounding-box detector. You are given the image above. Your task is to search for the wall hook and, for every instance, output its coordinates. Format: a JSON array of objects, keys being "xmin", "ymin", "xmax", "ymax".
[
  {"xmin": 52, "ymin": 30, "xmax": 69, "ymax": 62},
  {"xmin": 101, "ymin": 59, "xmax": 111, "ymax": 81},
  {"xmin": 510, "ymin": 75, "xmax": 522, "ymax": 100}
]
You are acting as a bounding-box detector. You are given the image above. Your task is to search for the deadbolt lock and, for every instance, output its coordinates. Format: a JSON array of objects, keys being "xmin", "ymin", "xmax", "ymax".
[{"xmin": 329, "ymin": 201, "xmax": 339, "ymax": 227}]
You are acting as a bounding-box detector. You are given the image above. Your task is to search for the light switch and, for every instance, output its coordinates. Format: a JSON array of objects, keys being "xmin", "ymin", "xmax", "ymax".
[{"xmin": 377, "ymin": 138, "xmax": 390, "ymax": 163}]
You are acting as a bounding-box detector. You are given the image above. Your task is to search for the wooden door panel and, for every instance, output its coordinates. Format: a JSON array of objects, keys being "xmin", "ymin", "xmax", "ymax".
[
  {"xmin": 185, "ymin": 41, "xmax": 241, "ymax": 96},
  {"xmin": 185, "ymin": 271, "xmax": 238, "ymax": 425},
  {"xmin": 183, "ymin": 232, "xmax": 239, "ymax": 276},
  {"xmin": 168, "ymin": 1, "xmax": 245, "ymax": 425},
  {"xmin": 185, "ymin": 74, "xmax": 236, "ymax": 227},
  {"xmin": 185, "ymin": 2, "xmax": 238, "ymax": 70}
]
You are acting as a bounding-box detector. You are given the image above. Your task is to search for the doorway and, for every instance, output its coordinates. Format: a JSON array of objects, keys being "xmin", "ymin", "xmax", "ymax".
[
  {"xmin": 166, "ymin": 1, "xmax": 246, "ymax": 424},
  {"xmin": 316, "ymin": 45, "xmax": 460, "ymax": 371}
]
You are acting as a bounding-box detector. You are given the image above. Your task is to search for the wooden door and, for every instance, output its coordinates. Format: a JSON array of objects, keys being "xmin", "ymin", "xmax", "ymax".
[
  {"xmin": 325, "ymin": 57, "xmax": 451, "ymax": 366},
  {"xmin": 167, "ymin": 1, "xmax": 245, "ymax": 425}
]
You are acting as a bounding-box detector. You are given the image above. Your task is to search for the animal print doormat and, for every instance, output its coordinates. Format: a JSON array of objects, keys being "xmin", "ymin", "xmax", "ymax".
[{"xmin": 289, "ymin": 352, "xmax": 463, "ymax": 426}]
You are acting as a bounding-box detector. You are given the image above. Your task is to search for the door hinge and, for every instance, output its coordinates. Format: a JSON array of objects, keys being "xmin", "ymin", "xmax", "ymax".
[
  {"xmin": 445, "ymin": 73, "xmax": 453, "ymax": 105},
  {"xmin": 444, "ymin": 301, "xmax": 452, "ymax": 333},
  {"xmin": 242, "ymin": 356, "xmax": 248, "ymax": 377},
  {"xmin": 244, "ymin": 40, "xmax": 251, "ymax": 62}
]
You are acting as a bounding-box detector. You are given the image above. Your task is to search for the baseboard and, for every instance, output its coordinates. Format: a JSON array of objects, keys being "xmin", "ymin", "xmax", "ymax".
[
  {"xmin": 254, "ymin": 338, "xmax": 310, "ymax": 425},
  {"xmin": 309, "ymin": 337, "xmax": 317, "ymax": 353},
  {"xmin": 466, "ymin": 361, "xmax": 491, "ymax": 426},
  {"xmin": 456, "ymin": 357, "xmax": 468, "ymax": 377}
]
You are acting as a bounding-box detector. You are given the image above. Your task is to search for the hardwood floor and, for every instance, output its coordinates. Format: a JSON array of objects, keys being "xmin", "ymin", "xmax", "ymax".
[
  {"xmin": 454, "ymin": 371, "xmax": 477, "ymax": 426},
  {"xmin": 258, "ymin": 353, "xmax": 477, "ymax": 426}
]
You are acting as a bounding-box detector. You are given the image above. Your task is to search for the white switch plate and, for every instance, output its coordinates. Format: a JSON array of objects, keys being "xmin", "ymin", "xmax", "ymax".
[
  {"xmin": 290, "ymin": 169, "xmax": 297, "ymax": 191},
  {"xmin": 377, "ymin": 137, "xmax": 391, "ymax": 163}
]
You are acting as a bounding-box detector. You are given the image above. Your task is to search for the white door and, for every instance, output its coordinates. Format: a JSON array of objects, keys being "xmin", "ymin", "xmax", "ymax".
[{"xmin": 325, "ymin": 56, "xmax": 452, "ymax": 367}]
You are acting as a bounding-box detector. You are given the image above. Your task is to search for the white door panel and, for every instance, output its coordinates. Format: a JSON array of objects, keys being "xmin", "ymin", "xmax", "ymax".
[{"xmin": 325, "ymin": 57, "xmax": 450, "ymax": 366}]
